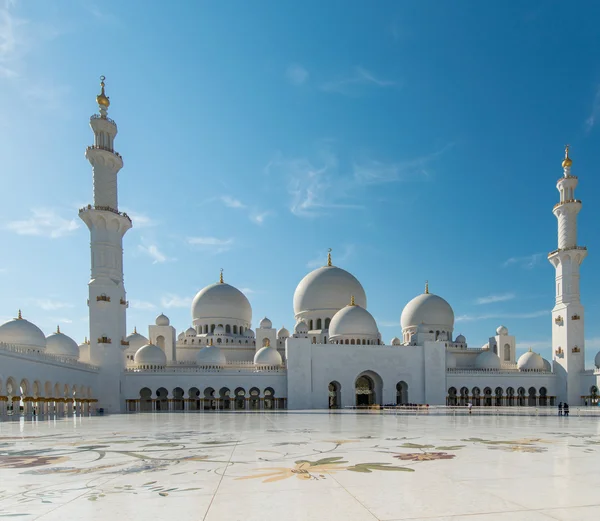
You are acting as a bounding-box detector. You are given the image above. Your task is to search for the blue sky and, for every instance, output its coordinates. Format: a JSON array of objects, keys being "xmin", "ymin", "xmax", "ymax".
[{"xmin": 1, "ymin": 1, "xmax": 600, "ymax": 367}]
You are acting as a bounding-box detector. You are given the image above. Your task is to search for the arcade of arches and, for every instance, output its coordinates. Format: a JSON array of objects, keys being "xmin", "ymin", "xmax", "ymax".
[
  {"xmin": 446, "ymin": 386, "xmax": 556, "ymax": 407},
  {"xmin": 128, "ymin": 386, "xmax": 286, "ymax": 412},
  {"xmin": 328, "ymin": 374, "xmax": 409, "ymax": 408}
]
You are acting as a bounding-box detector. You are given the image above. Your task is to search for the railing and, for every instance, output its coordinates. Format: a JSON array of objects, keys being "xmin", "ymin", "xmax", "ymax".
[
  {"xmin": 557, "ymin": 174, "xmax": 578, "ymax": 183},
  {"xmin": 91, "ymin": 113, "xmax": 117, "ymax": 127},
  {"xmin": 79, "ymin": 204, "xmax": 132, "ymax": 223},
  {"xmin": 548, "ymin": 245, "xmax": 587, "ymax": 256},
  {"xmin": 0, "ymin": 342, "xmax": 99, "ymax": 371},
  {"xmin": 86, "ymin": 145, "xmax": 122, "ymax": 159},
  {"xmin": 126, "ymin": 363, "xmax": 286, "ymax": 374},
  {"xmin": 447, "ymin": 368, "xmax": 551, "ymax": 374},
  {"xmin": 553, "ymin": 199, "xmax": 582, "ymax": 209}
]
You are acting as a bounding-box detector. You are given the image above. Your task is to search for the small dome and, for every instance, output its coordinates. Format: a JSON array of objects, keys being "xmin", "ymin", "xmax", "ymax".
[
  {"xmin": 277, "ymin": 326, "xmax": 290, "ymax": 339},
  {"xmin": 126, "ymin": 329, "xmax": 149, "ymax": 351},
  {"xmin": 518, "ymin": 349, "xmax": 544, "ymax": 371},
  {"xmin": 185, "ymin": 327, "xmax": 196, "ymax": 337},
  {"xmin": 329, "ymin": 303, "xmax": 378, "ymax": 340},
  {"xmin": 401, "ymin": 292, "xmax": 454, "ymax": 331},
  {"xmin": 294, "ymin": 321, "xmax": 308, "ymax": 334},
  {"xmin": 254, "ymin": 345, "xmax": 283, "ymax": 366},
  {"xmin": 475, "ymin": 349, "xmax": 501, "ymax": 370},
  {"xmin": 390, "ymin": 336, "xmax": 401, "ymax": 346},
  {"xmin": 293, "ymin": 264, "xmax": 367, "ymax": 317},
  {"xmin": 496, "ymin": 325, "xmax": 508, "ymax": 336},
  {"xmin": 446, "ymin": 351, "xmax": 457, "ymax": 369},
  {"xmin": 197, "ymin": 343, "xmax": 227, "ymax": 365},
  {"xmin": 259, "ymin": 317, "xmax": 272, "ymax": 329},
  {"xmin": 192, "ymin": 281, "xmax": 252, "ymax": 325},
  {"xmin": 455, "ymin": 334, "xmax": 466, "ymax": 343},
  {"xmin": 156, "ymin": 313, "xmax": 170, "ymax": 326},
  {"xmin": 134, "ymin": 343, "xmax": 167, "ymax": 366},
  {"xmin": 594, "ymin": 351, "xmax": 600, "ymax": 369},
  {"xmin": 213, "ymin": 325, "xmax": 226, "ymax": 336},
  {"xmin": 243, "ymin": 328, "xmax": 255, "ymax": 338},
  {"xmin": 177, "ymin": 332, "xmax": 184, "ymax": 340},
  {"xmin": 0, "ymin": 313, "xmax": 46, "ymax": 350},
  {"xmin": 46, "ymin": 327, "xmax": 79, "ymax": 359}
]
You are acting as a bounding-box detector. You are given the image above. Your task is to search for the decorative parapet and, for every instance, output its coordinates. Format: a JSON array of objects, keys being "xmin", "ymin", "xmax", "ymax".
[
  {"xmin": 120, "ymin": 298, "xmax": 128, "ymax": 306},
  {"xmin": 97, "ymin": 336, "xmax": 112, "ymax": 344},
  {"xmin": 557, "ymin": 174, "xmax": 578, "ymax": 183},
  {"xmin": 553, "ymin": 199, "xmax": 582, "ymax": 209},
  {"xmin": 555, "ymin": 346, "xmax": 563, "ymax": 355},
  {"xmin": 548, "ymin": 245, "xmax": 587, "ymax": 257},
  {"xmin": 572, "ymin": 346, "xmax": 581, "ymax": 353},
  {"xmin": 446, "ymin": 368, "xmax": 552, "ymax": 374},
  {"xmin": 0, "ymin": 342, "xmax": 99, "ymax": 371},
  {"xmin": 79, "ymin": 204, "xmax": 132, "ymax": 223},
  {"xmin": 86, "ymin": 144, "xmax": 122, "ymax": 159},
  {"xmin": 91, "ymin": 113, "xmax": 117, "ymax": 127},
  {"xmin": 125, "ymin": 363, "xmax": 286, "ymax": 374},
  {"xmin": 120, "ymin": 339, "xmax": 130, "ymax": 346},
  {"xmin": 97, "ymin": 294, "xmax": 111, "ymax": 302},
  {"xmin": 554, "ymin": 315, "xmax": 563, "ymax": 324},
  {"xmin": 571, "ymin": 314, "xmax": 581, "ymax": 320}
]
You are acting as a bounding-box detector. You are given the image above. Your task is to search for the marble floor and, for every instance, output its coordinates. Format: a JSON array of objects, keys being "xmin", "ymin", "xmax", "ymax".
[{"xmin": 0, "ymin": 412, "xmax": 599, "ymax": 520}]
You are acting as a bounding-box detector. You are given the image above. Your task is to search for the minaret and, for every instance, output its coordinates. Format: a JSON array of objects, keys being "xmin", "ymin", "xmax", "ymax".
[
  {"xmin": 548, "ymin": 145, "xmax": 586, "ymax": 405},
  {"xmin": 79, "ymin": 76, "xmax": 132, "ymax": 413}
]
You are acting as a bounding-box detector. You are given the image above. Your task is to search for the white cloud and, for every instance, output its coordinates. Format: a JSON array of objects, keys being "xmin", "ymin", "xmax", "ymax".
[
  {"xmin": 129, "ymin": 299, "xmax": 156, "ymax": 310},
  {"xmin": 160, "ymin": 294, "xmax": 192, "ymax": 309},
  {"xmin": 27, "ymin": 298, "xmax": 73, "ymax": 311},
  {"xmin": 186, "ymin": 236, "xmax": 233, "ymax": 253},
  {"xmin": 220, "ymin": 196, "xmax": 246, "ymax": 209},
  {"xmin": 121, "ymin": 209, "xmax": 157, "ymax": 229},
  {"xmin": 249, "ymin": 211, "xmax": 271, "ymax": 225},
  {"xmin": 138, "ymin": 243, "xmax": 171, "ymax": 264},
  {"xmin": 321, "ymin": 67, "xmax": 396, "ymax": 96},
  {"xmin": 585, "ymin": 84, "xmax": 600, "ymax": 133},
  {"xmin": 476, "ymin": 293, "xmax": 516, "ymax": 305},
  {"xmin": 455, "ymin": 310, "xmax": 548, "ymax": 322},
  {"xmin": 503, "ymin": 253, "xmax": 545, "ymax": 269},
  {"xmin": 5, "ymin": 208, "xmax": 80, "ymax": 238},
  {"xmin": 286, "ymin": 64, "xmax": 309, "ymax": 85}
]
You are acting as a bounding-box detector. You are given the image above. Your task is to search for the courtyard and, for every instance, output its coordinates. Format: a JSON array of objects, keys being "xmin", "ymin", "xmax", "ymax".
[{"xmin": 0, "ymin": 412, "xmax": 599, "ymax": 520}]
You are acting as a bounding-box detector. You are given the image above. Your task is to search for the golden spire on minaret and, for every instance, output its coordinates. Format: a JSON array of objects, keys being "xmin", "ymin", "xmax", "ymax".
[
  {"xmin": 96, "ymin": 75, "xmax": 110, "ymax": 111},
  {"xmin": 219, "ymin": 268, "xmax": 224, "ymax": 284},
  {"xmin": 17, "ymin": 309, "xmax": 22, "ymax": 320},
  {"xmin": 350, "ymin": 295, "xmax": 356, "ymax": 306},
  {"xmin": 327, "ymin": 248, "xmax": 332, "ymax": 267},
  {"xmin": 562, "ymin": 144, "xmax": 573, "ymax": 168},
  {"xmin": 425, "ymin": 281, "xmax": 429, "ymax": 294},
  {"xmin": 56, "ymin": 325, "xmax": 60, "ymax": 334},
  {"xmin": 133, "ymin": 326, "xmax": 137, "ymax": 334}
]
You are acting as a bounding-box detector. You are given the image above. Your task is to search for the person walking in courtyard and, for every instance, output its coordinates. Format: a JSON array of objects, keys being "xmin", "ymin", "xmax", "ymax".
[
  {"xmin": 564, "ymin": 403, "xmax": 569, "ymax": 416},
  {"xmin": 468, "ymin": 402, "xmax": 473, "ymax": 414},
  {"xmin": 558, "ymin": 402, "xmax": 563, "ymax": 416}
]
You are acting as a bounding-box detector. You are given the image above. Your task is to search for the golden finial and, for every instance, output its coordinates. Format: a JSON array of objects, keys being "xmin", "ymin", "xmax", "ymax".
[
  {"xmin": 265, "ymin": 338, "xmax": 270, "ymax": 348},
  {"xmin": 528, "ymin": 346, "xmax": 532, "ymax": 352},
  {"xmin": 219, "ymin": 268, "xmax": 224, "ymax": 284},
  {"xmin": 209, "ymin": 337, "xmax": 214, "ymax": 346},
  {"xmin": 133, "ymin": 326, "xmax": 137, "ymax": 334},
  {"xmin": 96, "ymin": 75, "xmax": 110, "ymax": 110},
  {"xmin": 425, "ymin": 281, "xmax": 429, "ymax": 294},
  {"xmin": 56, "ymin": 325, "xmax": 60, "ymax": 334},
  {"xmin": 17, "ymin": 309, "xmax": 22, "ymax": 320},
  {"xmin": 350, "ymin": 295, "xmax": 356, "ymax": 306},
  {"xmin": 84, "ymin": 336, "xmax": 88, "ymax": 344},
  {"xmin": 562, "ymin": 144, "xmax": 572, "ymax": 168},
  {"xmin": 327, "ymin": 248, "xmax": 332, "ymax": 267}
]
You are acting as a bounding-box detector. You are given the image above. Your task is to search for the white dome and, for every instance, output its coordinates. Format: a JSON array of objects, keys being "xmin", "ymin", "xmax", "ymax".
[
  {"xmin": 329, "ymin": 304, "xmax": 378, "ymax": 340},
  {"xmin": 213, "ymin": 325, "xmax": 226, "ymax": 336},
  {"xmin": 126, "ymin": 329, "xmax": 149, "ymax": 351},
  {"xmin": 391, "ymin": 336, "xmax": 401, "ymax": 346},
  {"xmin": 496, "ymin": 325, "xmax": 508, "ymax": 336},
  {"xmin": 475, "ymin": 349, "xmax": 501, "ymax": 370},
  {"xmin": 243, "ymin": 328, "xmax": 255, "ymax": 338},
  {"xmin": 542, "ymin": 358, "xmax": 551, "ymax": 372},
  {"xmin": 192, "ymin": 281, "xmax": 252, "ymax": 324},
  {"xmin": 45, "ymin": 328, "xmax": 79, "ymax": 359},
  {"xmin": 518, "ymin": 349, "xmax": 544, "ymax": 371},
  {"xmin": 156, "ymin": 313, "xmax": 170, "ymax": 326},
  {"xmin": 134, "ymin": 343, "xmax": 167, "ymax": 366},
  {"xmin": 446, "ymin": 351, "xmax": 457, "ymax": 369},
  {"xmin": 0, "ymin": 314, "xmax": 46, "ymax": 350},
  {"xmin": 259, "ymin": 317, "xmax": 272, "ymax": 329},
  {"xmin": 197, "ymin": 344, "xmax": 227, "ymax": 365},
  {"xmin": 455, "ymin": 334, "xmax": 466, "ymax": 343},
  {"xmin": 185, "ymin": 327, "xmax": 196, "ymax": 336},
  {"xmin": 277, "ymin": 326, "xmax": 290, "ymax": 339},
  {"xmin": 595, "ymin": 351, "xmax": 600, "ymax": 369},
  {"xmin": 294, "ymin": 321, "xmax": 308, "ymax": 334},
  {"xmin": 293, "ymin": 265, "xmax": 366, "ymax": 317},
  {"xmin": 254, "ymin": 345, "xmax": 283, "ymax": 366},
  {"xmin": 401, "ymin": 292, "xmax": 454, "ymax": 331}
]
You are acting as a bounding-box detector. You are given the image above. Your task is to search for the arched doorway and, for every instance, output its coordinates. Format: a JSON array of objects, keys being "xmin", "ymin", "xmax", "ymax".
[
  {"xmin": 155, "ymin": 387, "xmax": 168, "ymax": 411},
  {"xmin": 234, "ymin": 388, "xmax": 246, "ymax": 410},
  {"xmin": 591, "ymin": 386, "xmax": 599, "ymax": 405},
  {"xmin": 447, "ymin": 387, "xmax": 457, "ymax": 406},
  {"xmin": 264, "ymin": 387, "xmax": 275, "ymax": 410},
  {"xmin": 328, "ymin": 382, "xmax": 341, "ymax": 409},
  {"xmin": 249, "ymin": 387, "xmax": 260, "ymax": 410},
  {"xmin": 539, "ymin": 387, "xmax": 548, "ymax": 406},
  {"xmin": 204, "ymin": 387, "xmax": 216, "ymax": 410},
  {"xmin": 188, "ymin": 387, "xmax": 200, "ymax": 410},
  {"xmin": 483, "ymin": 387, "xmax": 492, "ymax": 407},
  {"xmin": 495, "ymin": 387, "xmax": 503, "ymax": 406},
  {"xmin": 472, "ymin": 387, "xmax": 481, "ymax": 406},
  {"xmin": 517, "ymin": 387, "xmax": 526, "ymax": 406},
  {"xmin": 139, "ymin": 387, "xmax": 152, "ymax": 412},
  {"xmin": 528, "ymin": 387, "xmax": 537, "ymax": 407},
  {"xmin": 459, "ymin": 386, "xmax": 469, "ymax": 406},
  {"xmin": 506, "ymin": 387, "xmax": 515, "ymax": 406},
  {"xmin": 172, "ymin": 387, "xmax": 184, "ymax": 410},
  {"xmin": 396, "ymin": 381, "xmax": 409, "ymax": 405},
  {"xmin": 355, "ymin": 372, "xmax": 382, "ymax": 406},
  {"xmin": 219, "ymin": 387, "xmax": 231, "ymax": 410}
]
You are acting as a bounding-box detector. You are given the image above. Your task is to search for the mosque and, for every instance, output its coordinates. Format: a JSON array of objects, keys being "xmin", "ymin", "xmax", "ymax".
[{"xmin": 1, "ymin": 79, "xmax": 599, "ymax": 416}]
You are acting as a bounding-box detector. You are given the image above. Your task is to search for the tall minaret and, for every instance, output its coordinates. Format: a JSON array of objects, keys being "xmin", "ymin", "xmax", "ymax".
[
  {"xmin": 79, "ymin": 76, "xmax": 132, "ymax": 413},
  {"xmin": 548, "ymin": 145, "xmax": 586, "ymax": 405}
]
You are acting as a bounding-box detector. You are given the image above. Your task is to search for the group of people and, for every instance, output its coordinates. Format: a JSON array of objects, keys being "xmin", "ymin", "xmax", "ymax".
[{"xmin": 558, "ymin": 402, "xmax": 570, "ymax": 416}]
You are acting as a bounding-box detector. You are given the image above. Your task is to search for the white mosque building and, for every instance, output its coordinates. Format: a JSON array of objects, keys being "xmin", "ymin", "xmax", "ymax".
[{"xmin": 1, "ymin": 79, "xmax": 599, "ymax": 416}]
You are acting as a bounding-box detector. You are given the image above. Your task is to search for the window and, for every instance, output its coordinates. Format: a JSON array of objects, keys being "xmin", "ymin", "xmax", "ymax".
[{"xmin": 316, "ymin": 318, "xmax": 322, "ymax": 329}]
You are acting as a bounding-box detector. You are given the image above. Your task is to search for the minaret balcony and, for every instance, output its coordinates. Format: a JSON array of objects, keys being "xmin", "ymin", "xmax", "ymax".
[
  {"xmin": 553, "ymin": 199, "xmax": 582, "ymax": 209},
  {"xmin": 85, "ymin": 145, "xmax": 124, "ymax": 170},
  {"xmin": 120, "ymin": 298, "xmax": 129, "ymax": 307},
  {"xmin": 91, "ymin": 113, "xmax": 117, "ymax": 128},
  {"xmin": 572, "ymin": 346, "xmax": 581, "ymax": 353},
  {"xmin": 98, "ymin": 336, "xmax": 112, "ymax": 344},
  {"xmin": 120, "ymin": 339, "xmax": 130, "ymax": 346},
  {"xmin": 547, "ymin": 245, "xmax": 587, "ymax": 257},
  {"xmin": 555, "ymin": 346, "xmax": 563, "ymax": 356},
  {"xmin": 554, "ymin": 315, "xmax": 563, "ymax": 324},
  {"xmin": 557, "ymin": 174, "xmax": 578, "ymax": 183},
  {"xmin": 571, "ymin": 314, "xmax": 580, "ymax": 320},
  {"xmin": 79, "ymin": 204, "xmax": 132, "ymax": 223},
  {"xmin": 96, "ymin": 294, "xmax": 111, "ymax": 302}
]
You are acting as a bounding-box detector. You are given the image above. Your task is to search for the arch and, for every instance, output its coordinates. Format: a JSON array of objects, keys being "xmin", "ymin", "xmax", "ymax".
[
  {"xmin": 20, "ymin": 378, "xmax": 30, "ymax": 398},
  {"xmin": 459, "ymin": 386, "xmax": 469, "ymax": 406},
  {"xmin": 351, "ymin": 339, "xmax": 355, "ymax": 345},
  {"xmin": 472, "ymin": 387, "xmax": 481, "ymax": 406},
  {"xmin": 44, "ymin": 381, "xmax": 53, "ymax": 397},
  {"xmin": 188, "ymin": 387, "xmax": 200, "ymax": 410},
  {"xmin": 396, "ymin": 381, "xmax": 409, "ymax": 405},
  {"xmin": 355, "ymin": 370, "xmax": 383, "ymax": 407},
  {"xmin": 204, "ymin": 387, "xmax": 216, "ymax": 410},
  {"xmin": 219, "ymin": 387, "xmax": 231, "ymax": 410},
  {"xmin": 324, "ymin": 318, "xmax": 331, "ymax": 329},
  {"xmin": 506, "ymin": 386, "xmax": 515, "ymax": 406},
  {"xmin": 156, "ymin": 335, "xmax": 165, "ymax": 349},
  {"xmin": 503, "ymin": 343, "xmax": 511, "ymax": 361},
  {"xmin": 539, "ymin": 386, "xmax": 548, "ymax": 406},
  {"xmin": 591, "ymin": 385, "xmax": 599, "ymax": 405},
  {"xmin": 528, "ymin": 386, "xmax": 537, "ymax": 407},
  {"xmin": 483, "ymin": 387, "xmax": 492, "ymax": 407},
  {"xmin": 172, "ymin": 387, "xmax": 184, "ymax": 410},
  {"xmin": 225, "ymin": 324, "xmax": 231, "ymax": 334},
  {"xmin": 309, "ymin": 320, "xmax": 314, "ymax": 330},
  {"xmin": 139, "ymin": 387, "xmax": 152, "ymax": 412},
  {"xmin": 210, "ymin": 324, "xmax": 215, "ymax": 333},
  {"xmin": 264, "ymin": 387, "xmax": 275, "ymax": 410},
  {"xmin": 249, "ymin": 387, "xmax": 260, "ymax": 410},
  {"xmin": 328, "ymin": 381, "xmax": 341, "ymax": 409},
  {"xmin": 233, "ymin": 325, "xmax": 238, "ymax": 335},
  {"xmin": 312, "ymin": 336, "xmax": 317, "ymax": 344},
  {"xmin": 447, "ymin": 386, "xmax": 457, "ymax": 406},
  {"xmin": 262, "ymin": 337, "xmax": 270, "ymax": 348},
  {"xmin": 33, "ymin": 380, "xmax": 42, "ymax": 399},
  {"xmin": 155, "ymin": 387, "xmax": 168, "ymax": 411},
  {"xmin": 234, "ymin": 387, "xmax": 246, "ymax": 410},
  {"xmin": 316, "ymin": 318, "xmax": 322, "ymax": 330},
  {"xmin": 517, "ymin": 387, "xmax": 526, "ymax": 406},
  {"xmin": 495, "ymin": 387, "xmax": 503, "ymax": 406}
]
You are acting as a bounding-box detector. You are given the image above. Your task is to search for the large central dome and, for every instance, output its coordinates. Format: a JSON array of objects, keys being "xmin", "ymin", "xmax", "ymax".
[
  {"xmin": 293, "ymin": 260, "xmax": 366, "ymax": 317},
  {"xmin": 400, "ymin": 290, "xmax": 454, "ymax": 331},
  {"xmin": 192, "ymin": 279, "xmax": 252, "ymax": 325}
]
